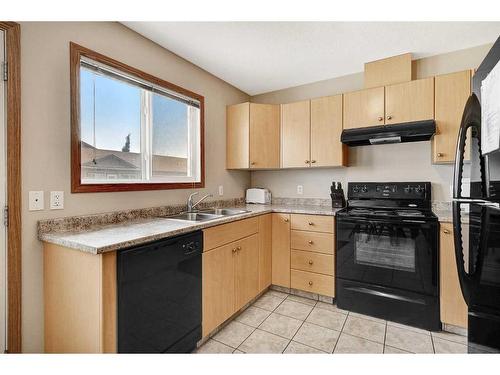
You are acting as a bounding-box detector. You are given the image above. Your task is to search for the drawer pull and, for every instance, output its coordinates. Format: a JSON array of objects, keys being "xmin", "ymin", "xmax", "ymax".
[
  {"xmin": 387, "ymin": 115, "xmax": 392, "ymax": 120},
  {"xmin": 236, "ymin": 246, "xmax": 242, "ymax": 251},
  {"xmin": 443, "ymin": 229, "xmax": 450, "ymax": 234},
  {"xmin": 437, "ymin": 152, "xmax": 444, "ymax": 157},
  {"xmin": 284, "ymin": 218, "xmax": 289, "ymax": 222},
  {"xmin": 378, "ymin": 116, "xmax": 383, "ymax": 121},
  {"xmin": 308, "ymin": 240, "xmax": 314, "ymax": 245},
  {"xmin": 308, "ymin": 281, "xmax": 313, "ymax": 286},
  {"xmin": 232, "ymin": 248, "xmax": 237, "ymax": 253},
  {"xmin": 308, "ymin": 260, "xmax": 314, "ymax": 265},
  {"xmin": 308, "ymin": 222, "xmax": 314, "ymax": 226}
]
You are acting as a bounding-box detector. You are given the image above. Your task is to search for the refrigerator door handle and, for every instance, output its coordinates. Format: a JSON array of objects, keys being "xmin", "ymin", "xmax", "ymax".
[
  {"xmin": 452, "ymin": 201, "xmax": 474, "ymax": 305},
  {"xmin": 453, "ymin": 93, "xmax": 485, "ymax": 200}
]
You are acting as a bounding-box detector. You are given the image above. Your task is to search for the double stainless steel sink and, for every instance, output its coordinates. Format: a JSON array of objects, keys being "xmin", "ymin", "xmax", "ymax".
[{"xmin": 164, "ymin": 208, "xmax": 250, "ymax": 222}]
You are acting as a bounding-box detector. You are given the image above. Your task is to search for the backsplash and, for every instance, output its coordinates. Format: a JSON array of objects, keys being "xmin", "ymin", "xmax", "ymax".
[
  {"xmin": 37, "ymin": 197, "xmax": 245, "ymax": 236},
  {"xmin": 272, "ymin": 197, "xmax": 332, "ymax": 206}
]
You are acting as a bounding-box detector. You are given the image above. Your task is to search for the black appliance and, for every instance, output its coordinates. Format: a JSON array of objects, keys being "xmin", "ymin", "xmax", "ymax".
[
  {"xmin": 336, "ymin": 182, "xmax": 440, "ymax": 331},
  {"xmin": 117, "ymin": 231, "xmax": 202, "ymax": 353},
  {"xmin": 453, "ymin": 36, "xmax": 500, "ymax": 353},
  {"xmin": 341, "ymin": 119, "xmax": 436, "ymax": 146}
]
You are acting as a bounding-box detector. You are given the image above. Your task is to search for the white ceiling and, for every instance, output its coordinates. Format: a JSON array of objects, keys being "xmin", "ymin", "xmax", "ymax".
[{"xmin": 123, "ymin": 22, "xmax": 500, "ymax": 95}]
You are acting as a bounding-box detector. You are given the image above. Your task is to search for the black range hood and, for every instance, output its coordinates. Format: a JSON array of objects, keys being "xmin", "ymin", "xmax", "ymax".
[{"xmin": 341, "ymin": 119, "xmax": 436, "ymax": 146}]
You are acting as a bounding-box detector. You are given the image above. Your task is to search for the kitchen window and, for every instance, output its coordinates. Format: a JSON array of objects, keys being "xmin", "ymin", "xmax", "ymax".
[{"xmin": 70, "ymin": 43, "xmax": 204, "ymax": 193}]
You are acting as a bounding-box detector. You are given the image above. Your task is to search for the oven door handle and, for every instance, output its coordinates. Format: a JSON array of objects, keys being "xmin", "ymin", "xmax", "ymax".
[
  {"xmin": 401, "ymin": 220, "xmax": 427, "ymax": 224},
  {"xmin": 344, "ymin": 286, "xmax": 426, "ymax": 305}
]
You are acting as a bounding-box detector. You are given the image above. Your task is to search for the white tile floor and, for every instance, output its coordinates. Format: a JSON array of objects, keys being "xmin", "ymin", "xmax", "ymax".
[{"xmin": 196, "ymin": 290, "xmax": 468, "ymax": 354}]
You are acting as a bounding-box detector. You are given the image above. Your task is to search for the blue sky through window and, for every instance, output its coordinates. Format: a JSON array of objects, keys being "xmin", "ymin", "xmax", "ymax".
[{"xmin": 81, "ymin": 68, "xmax": 189, "ymax": 158}]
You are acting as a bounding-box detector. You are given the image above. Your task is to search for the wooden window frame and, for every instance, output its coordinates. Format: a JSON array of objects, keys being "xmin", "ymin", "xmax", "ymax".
[
  {"xmin": 70, "ymin": 42, "xmax": 205, "ymax": 193},
  {"xmin": 0, "ymin": 21, "xmax": 21, "ymax": 353}
]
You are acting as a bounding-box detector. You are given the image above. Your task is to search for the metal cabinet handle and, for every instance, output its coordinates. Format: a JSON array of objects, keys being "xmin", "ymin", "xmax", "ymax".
[
  {"xmin": 387, "ymin": 115, "xmax": 392, "ymax": 120},
  {"xmin": 308, "ymin": 240, "xmax": 314, "ymax": 245},
  {"xmin": 443, "ymin": 229, "xmax": 450, "ymax": 234},
  {"xmin": 308, "ymin": 260, "xmax": 314, "ymax": 265},
  {"xmin": 308, "ymin": 281, "xmax": 313, "ymax": 286},
  {"xmin": 232, "ymin": 248, "xmax": 237, "ymax": 253},
  {"xmin": 237, "ymin": 246, "xmax": 242, "ymax": 251},
  {"xmin": 308, "ymin": 222, "xmax": 314, "ymax": 226},
  {"xmin": 437, "ymin": 152, "xmax": 444, "ymax": 157},
  {"xmin": 378, "ymin": 116, "xmax": 383, "ymax": 121},
  {"xmin": 250, "ymin": 162, "xmax": 256, "ymax": 165},
  {"xmin": 284, "ymin": 218, "xmax": 289, "ymax": 222},
  {"xmin": 311, "ymin": 160, "xmax": 317, "ymax": 164},
  {"xmin": 305, "ymin": 160, "xmax": 310, "ymax": 164}
]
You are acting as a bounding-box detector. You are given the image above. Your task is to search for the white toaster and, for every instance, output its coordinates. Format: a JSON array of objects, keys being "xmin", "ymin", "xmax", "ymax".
[{"xmin": 246, "ymin": 188, "xmax": 272, "ymax": 204}]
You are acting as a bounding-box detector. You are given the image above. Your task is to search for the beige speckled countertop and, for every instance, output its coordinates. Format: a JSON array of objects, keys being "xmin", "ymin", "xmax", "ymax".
[{"xmin": 39, "ymin": 204, "xmax": 341, "ymax": 254}]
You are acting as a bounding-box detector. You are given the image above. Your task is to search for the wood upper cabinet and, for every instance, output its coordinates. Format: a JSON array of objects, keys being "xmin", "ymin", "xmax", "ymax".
[
  {"xmin": 440, "ymin": 223, "xmax": 467, "ymax": 328},
  {"xmin": 202, "ymin": 242, "xmax": 236, "ymax": 336},
  {"xmin": 226, "ymin": 102, "xmax": 280, "ymax": 169},
  {"xmin": 258, "ymin": 214, "xmax": 272, "ymax": 292},
  {"xmin": 433, "ymin": 70, "xmax": 472, "ymax": 164},
  {"xmin": 272, "ymin": 213, "xmax": 291, "ymax": 287},
  {"xmin": 226, "ymin": 102, "xmax": 249, "ymax": 169},
  {"xmin": 343, "ymin": 86, "xmax": 385, "ymax": 129},
  {"xmin": 385, "ymin": 77, "xmax": 434, "ymax": 125},
  {"xmin": 310, "ymin": 95, "xmax": 347, "ymax": 167},
  {"xmin": 249, "ymin": 103, "xmax": 280, "ymax": 169},
  {"xmin": 235, "ymin": 234, "xmax": 260, "ymax": 310},
  {"xmin": 281, "ymin": 100, "xmax": 311, "ymax": 168}
]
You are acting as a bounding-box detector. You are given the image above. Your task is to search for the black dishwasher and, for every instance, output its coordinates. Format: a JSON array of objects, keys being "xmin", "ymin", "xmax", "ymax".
[{"xmin": 117, "ymin": 231, "xmax": 202, "ymax": 353}]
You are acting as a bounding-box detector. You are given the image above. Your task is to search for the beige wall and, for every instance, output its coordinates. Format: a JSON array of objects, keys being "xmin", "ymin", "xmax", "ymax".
[
  {"xmin": 251, "ymin": 43, "xmax": 493, "ymax": 202},
  {"xmin": 20, "ymin": 22, "xmax": 250, "ymax": 352}
]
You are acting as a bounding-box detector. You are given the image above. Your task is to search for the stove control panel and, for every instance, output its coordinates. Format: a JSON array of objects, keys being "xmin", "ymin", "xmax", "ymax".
[{"xmin": 348, "ymin": 182, "xmax": 430, "ymax": 200}]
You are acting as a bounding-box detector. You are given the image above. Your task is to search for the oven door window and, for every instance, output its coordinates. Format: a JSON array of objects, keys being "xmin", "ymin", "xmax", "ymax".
[{"xmin": 354, "ymin": 230, "xmax": 416, "ymax": 272}]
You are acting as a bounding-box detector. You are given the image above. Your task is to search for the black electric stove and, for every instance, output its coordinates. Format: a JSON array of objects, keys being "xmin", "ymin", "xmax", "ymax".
[{"xmin": 335, "ymin": 182, "xmax": 440, "ymax": 331}]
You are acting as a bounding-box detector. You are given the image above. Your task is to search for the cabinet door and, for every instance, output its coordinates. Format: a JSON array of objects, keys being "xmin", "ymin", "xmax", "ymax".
[
  {"xmin": 272, "ymin": 213, "xmax": 291, "ymax": 287},
  {"xmin": 433, "ymin": 70, "xmax": 472, "ymax": 164},
  {"xmin": 440, "ymin": 223, "xmax": 467, "ymax": 328},
  {"xmin": 281, "ymin": 100, "xmax": 311, "ymax": 168},
  {"xmin": 385, "ymin": 77, "xmax": 434, "ymax": 125},
  {"xmin": 343, "ymin": 87, "xmax": 385, "ymax": 129},
  {"xmin": 226, "ymin": 102, "xmax": 249, "ymax": 169},
  {"xmin": 258, "ymin": 214, "xmax": 272, "ymax": 292},
  {"xmin": 311, "ymin": 95, "xmax": 347, "ymax": 167},
  {"xmin": 250, "ymin": 103, "xmax": 280, "ymax": 169},
  {"xmin": 202, "ymin": 244, "xmax": 236, "ymax": 336},
  {"xmin": 235, "ymin": 234, "xmax": 260, "ymax": 310}
]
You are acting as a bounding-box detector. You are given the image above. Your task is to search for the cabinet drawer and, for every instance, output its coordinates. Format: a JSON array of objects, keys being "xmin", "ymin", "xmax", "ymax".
[
  {"xmin": 291, "ymin": 269, "xmax": 334, "ymax": 297},
  {"xmin": 291, "ymin": 250, "xmax": 334, "ymax": 276},
  {"xmin": 203, "ymin": 217, "xmax": 259, "ymax": 251},
  {"xmin": 291, "ymin": 214, "xmax": 334, "ymax": 233},
  {"xmin": 291, "ymin": 230, "xmax": 333, "ymax": 254}
]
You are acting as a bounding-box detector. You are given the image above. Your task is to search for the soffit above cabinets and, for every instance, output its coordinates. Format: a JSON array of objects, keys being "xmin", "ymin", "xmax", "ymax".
[{"xmin": 122, "ymin": 22, "xmax": 500, "ymax": 95}]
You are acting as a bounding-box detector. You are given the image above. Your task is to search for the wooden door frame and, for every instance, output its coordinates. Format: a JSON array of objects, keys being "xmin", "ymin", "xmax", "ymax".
[{"xmin": 0, "ymin": 21, "xmax": 22, "ymax": 353}]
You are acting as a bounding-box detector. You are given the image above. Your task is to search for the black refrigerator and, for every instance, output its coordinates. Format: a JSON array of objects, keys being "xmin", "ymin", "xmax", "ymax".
[{"xmin": 453, "ymin": 36, "xmax": 500, "ymax": 353}]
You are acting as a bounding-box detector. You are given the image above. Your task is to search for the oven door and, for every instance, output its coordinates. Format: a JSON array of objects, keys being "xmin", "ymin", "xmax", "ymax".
[{"xmin": 336, "ymin": 217, "xmax": 439, "ymax": 296}]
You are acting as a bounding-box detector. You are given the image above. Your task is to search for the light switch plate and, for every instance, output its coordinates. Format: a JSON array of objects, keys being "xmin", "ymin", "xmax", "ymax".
[
  {"xmin": 29, "ymin": 191, "xmax": 44, "ymax": 211},
  {"xmin": 297, "ymin": 185, "xmax": 303, "ymax": 195},
  {"xmin": 218, "ymin": 185, "xmax": 224, "ymax": 196},
  {"xmin": 50, "ymin": 191, "xmax": 64, "ymax": 210}
]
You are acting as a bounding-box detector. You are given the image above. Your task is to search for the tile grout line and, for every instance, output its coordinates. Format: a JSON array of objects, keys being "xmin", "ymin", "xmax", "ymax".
[
  {"xmin": 284, "ymin": 297, "xmax": 319, "ymax": 353},
  {"xmin": 383, "ymin": 320, "xmax": 388, "ymax": 353},
  {"xmin": 332, "ymin": 310, "xmax": 350, "ymax": 353}
]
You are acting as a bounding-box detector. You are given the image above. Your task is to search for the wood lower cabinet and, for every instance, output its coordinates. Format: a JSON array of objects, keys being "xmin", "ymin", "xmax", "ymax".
[
  {"xmin": 440, "ymin": 223, "xmax": 468, "ymax": 328},
  {"xmin": 235, "ymin": 234, "xmax": 260, "ymax": 310},
  {"xmin": 272, "ymin": 213, "xmax": 291, "ymax": 287},
  {"xmin": 226, "ymin": 102, "xmax": 280, "ymax": 169},
  {"xmin": 291, "ymin": 269, "xmax": 334, "ymax": 297},
  {"xmin": 281, "ymin": 100, "xmax": 311, "ymax": 168},
  {"xmin": 202, "ymin": 241, "xmax": 236, "ymax": 336},
  {"xmin": 343, "ymin": 86, "xmax": 385, "ymax": 129},
  {"xmin": 433, "ymin": 70, "xmax": 472, "ymax": 164},
  {"xmin": 385, "ymin": 77, "xmax": 434, "ymax": 125},
  {"xmin": 310, "ymin": 95, "xmax": 347, "ymax": 167},
  {"xmin": 258, "ymin": 214, "xmax": 272, "ymax": 291}
]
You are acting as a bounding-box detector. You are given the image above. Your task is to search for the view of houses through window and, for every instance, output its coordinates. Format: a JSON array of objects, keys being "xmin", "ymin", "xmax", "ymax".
[{"xmin": 79, "ymin": 59, "xmax": 201, "ymax": 184}]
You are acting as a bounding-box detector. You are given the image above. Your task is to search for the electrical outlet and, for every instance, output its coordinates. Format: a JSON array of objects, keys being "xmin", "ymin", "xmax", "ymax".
[
  {"xmin": 50, "ymin": 191, "xmax": 64, "ymax": 210},
  {"xmin": 29, "ymin": 191, "xmax": 44, "ymax": 211},
  {"xmin": 218, "ymin": 185, "xmax": 224, "ymax": 196},
  {"xmin": 297, "ymin": 185, "xmax": 303, "ymax": 195}
]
